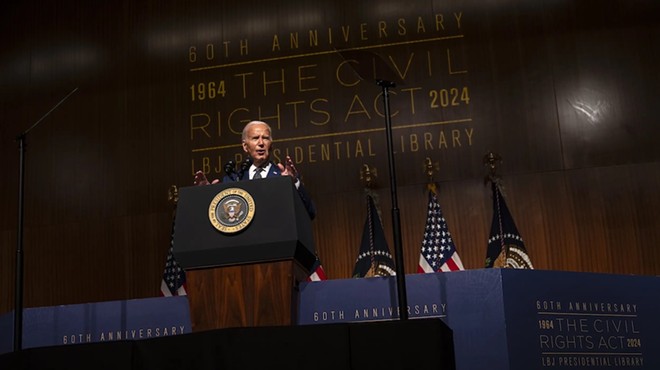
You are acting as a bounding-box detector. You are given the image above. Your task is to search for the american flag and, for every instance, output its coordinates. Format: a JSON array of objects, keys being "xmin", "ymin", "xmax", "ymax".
[
  {"xmin": 307, "ymin": 256, "xmax": 328, "ymax": 281},
  {"xmin": 352, "ymin": 194, "xmax": 396, "ymax": 278},
  {"xmin": 485, "ymin": 181, "xmax": 533, "ymax": 269},
  {"xmin": 418, "ymin": 188, "xmax": 464, "ymax": 273},
  {"xmin": 160, "ymin": 214, "xmax": 187, "ymax": 296},
  {"xmin": 160, "ymin": 246, "xmax": 187, "ymax": 296}
]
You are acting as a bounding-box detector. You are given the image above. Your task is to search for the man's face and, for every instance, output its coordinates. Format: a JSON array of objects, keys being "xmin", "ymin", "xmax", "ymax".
[{"xmin": 242, "ymin": 123, "xmax": 272, "ymax": 167}]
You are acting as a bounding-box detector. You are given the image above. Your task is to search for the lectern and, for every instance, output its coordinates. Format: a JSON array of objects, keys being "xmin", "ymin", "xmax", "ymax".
[{"xmin": 173, "ymin": 176, "xmax": 316, "ymax": 331}]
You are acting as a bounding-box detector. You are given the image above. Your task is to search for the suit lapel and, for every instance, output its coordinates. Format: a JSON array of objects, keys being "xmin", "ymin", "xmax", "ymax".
[
  {"xmin": 267, "ymin": 163, "xmax": 280, "ymax": 177},
  {"xmin": 241, "ymin": 162, "xmax": 278, "ymax": 180}
]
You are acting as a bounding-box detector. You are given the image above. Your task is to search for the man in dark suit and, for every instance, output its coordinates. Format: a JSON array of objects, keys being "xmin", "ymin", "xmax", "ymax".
[{"xmin": 194, "ymin": 120, "xmax": 316, "ymax": 220}]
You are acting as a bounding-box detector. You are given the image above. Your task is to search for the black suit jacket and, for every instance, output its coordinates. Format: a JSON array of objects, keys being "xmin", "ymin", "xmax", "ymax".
[{"xmin": 223, "ymin": 162, "xmax": 316, "ymax": 220}]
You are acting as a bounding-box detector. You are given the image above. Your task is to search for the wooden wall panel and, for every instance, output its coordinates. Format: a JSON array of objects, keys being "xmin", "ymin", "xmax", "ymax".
[
  {"xmin": 1, "ymin": 0, "xmax": 659, "ymax": 316},
  {"xmin": 550, "ymin": 2, "xmax": 660, "ymax": 168}
]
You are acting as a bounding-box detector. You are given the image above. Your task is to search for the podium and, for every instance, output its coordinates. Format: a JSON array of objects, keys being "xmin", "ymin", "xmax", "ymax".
[{"xmin": 173, "ymin": 176, "xmax": 316, "ymax": 331}]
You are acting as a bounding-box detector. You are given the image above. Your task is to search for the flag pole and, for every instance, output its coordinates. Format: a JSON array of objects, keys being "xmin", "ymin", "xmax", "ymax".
[
  {"xmin": 359, "ymin": 165, "xmax": 378, "ymax": 276},
  {"xmin": 483, "ymin": 151, "xmax": 509, "ymax": 268}
]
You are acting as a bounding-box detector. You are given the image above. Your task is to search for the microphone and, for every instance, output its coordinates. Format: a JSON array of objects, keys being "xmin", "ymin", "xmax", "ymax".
[
  {"xmin": 224, "ymin": 160, "xmax": 238, "ymax": 181},
  {"xmin": 238, "ymin": 157, "xmax": 252, "ymax": 180}
]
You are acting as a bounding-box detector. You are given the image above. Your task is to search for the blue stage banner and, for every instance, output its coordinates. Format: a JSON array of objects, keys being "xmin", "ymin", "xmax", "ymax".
[
  {"xmin": 298, "ymin": 269, "xmax": 660, "ymax": 370},
  {"xmin": 0, "ymin": 296, "xmax": 191, "ymax": 355}
]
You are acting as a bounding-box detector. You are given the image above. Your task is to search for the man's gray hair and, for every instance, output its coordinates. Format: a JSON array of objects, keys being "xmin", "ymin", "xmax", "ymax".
[{"xmin": 242, "ymin": 120, "xmax": 272, "ymax": 141}]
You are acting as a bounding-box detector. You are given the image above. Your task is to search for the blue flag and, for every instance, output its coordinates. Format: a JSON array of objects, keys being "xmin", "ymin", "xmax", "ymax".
[
  {"xmin": 352, "ymin": 194, "xmax": 396, "ymax": 278},
  {"xmin": 485, "ymin": 181, "xmax": 533, "ymax": 269}
]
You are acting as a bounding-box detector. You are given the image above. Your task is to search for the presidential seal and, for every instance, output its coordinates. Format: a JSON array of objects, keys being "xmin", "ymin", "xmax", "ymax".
[
  {"xmin": 208, "ymin": 188, "xmax": 255, "ymax": 233},
  {"xmin": 493, "ymin": 245, "xmax": 534, "ymax": 269}
]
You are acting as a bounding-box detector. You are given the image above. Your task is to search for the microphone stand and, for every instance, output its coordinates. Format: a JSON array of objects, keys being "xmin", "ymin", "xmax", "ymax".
[
  {"xmin": 238, "ymin": 157, "xmax": 252, "ymax": 180},
  {"xmin": 14, "ymin": 87, "xmax": 78, "ymax": 352},
  {"xmin": 224, "ymin": 160, "xmax": 238, "ymax": 181},
  {"xmin": 376, "ymin": 79, "xmax": 409, "ymax": 320},
  {"xmin": 336, "ymin": 48, "xmax": 408, "ymax": 320}
]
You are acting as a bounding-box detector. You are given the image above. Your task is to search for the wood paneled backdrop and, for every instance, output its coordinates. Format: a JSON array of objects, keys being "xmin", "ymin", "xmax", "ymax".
[{"xmin": 1, "ymin": 0, "xmax": 659, "ymax": 314}]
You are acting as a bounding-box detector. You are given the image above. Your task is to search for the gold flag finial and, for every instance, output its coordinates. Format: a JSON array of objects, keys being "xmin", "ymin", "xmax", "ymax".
[
  {"xmin": 424, "ymin": 157, "xmax": 439, "ymax": 194},
  {"xmin": 168, "ymin": 185, "xmax": 179, "ymax": 205},
  {"xmin": 360, "ymin": 164, "xmax": 378, "ymax": 189},
  {"xmin": 424, "ymin": 157, "xmax": 434, "ymax": 181},
  {"xmin": 483, "ymin": 151, "xmax": 502, "ymax": 184}
]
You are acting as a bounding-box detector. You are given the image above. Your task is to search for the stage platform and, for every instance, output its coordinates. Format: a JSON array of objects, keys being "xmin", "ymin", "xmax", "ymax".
[
  {"xmin": 0, "ymin": 318, "xmax": 454, "ymax": 370},
  {"xmin": 1, "ymin": 269, "xmax": 658, "ymax": 370},
  {"xmin": 299, "ymin": 269, "xmax": 660, "ymax": 370}
]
